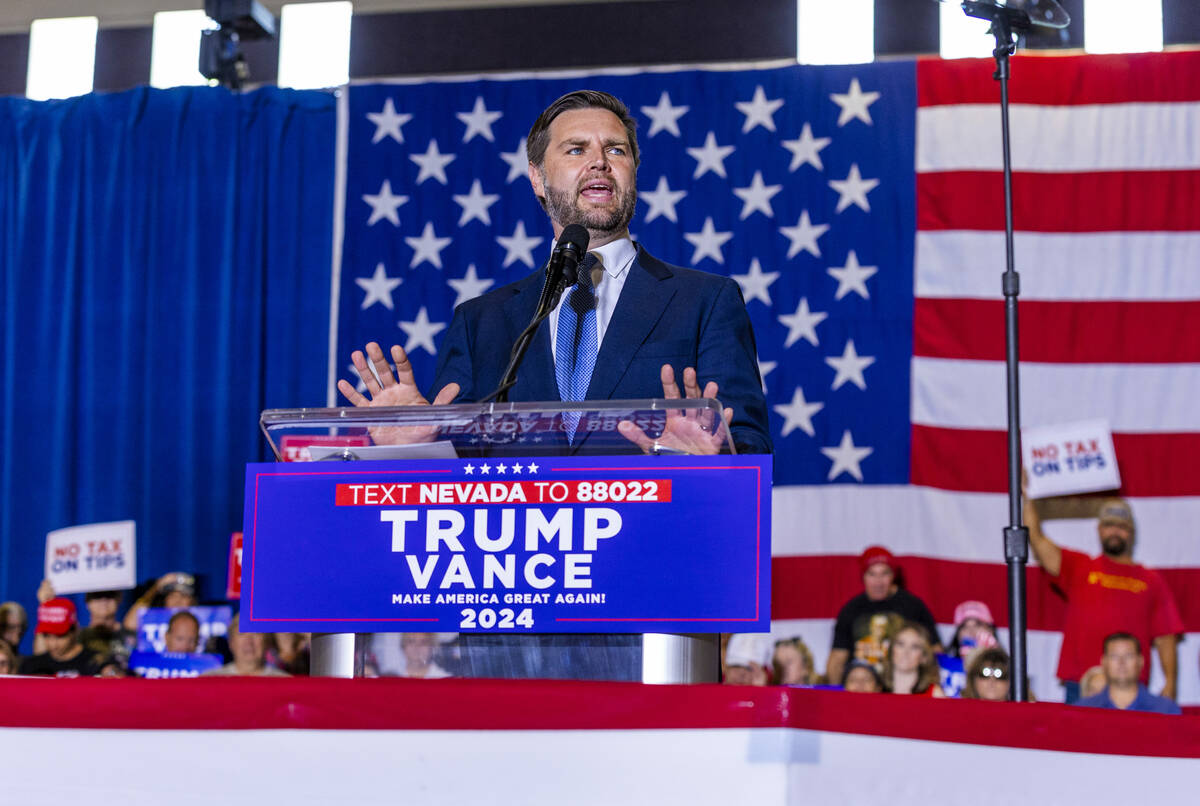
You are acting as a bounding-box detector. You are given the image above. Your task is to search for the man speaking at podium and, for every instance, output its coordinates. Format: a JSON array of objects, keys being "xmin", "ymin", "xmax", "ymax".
[{"xmin": 339, "ymin": 89, "xmax": 772, "ymax": 456}]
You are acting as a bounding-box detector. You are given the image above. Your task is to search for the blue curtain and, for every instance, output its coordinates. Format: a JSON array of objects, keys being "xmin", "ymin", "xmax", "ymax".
[{"xmin": 0, "ymin": 86, "xmax": 335, "ymax": 640}]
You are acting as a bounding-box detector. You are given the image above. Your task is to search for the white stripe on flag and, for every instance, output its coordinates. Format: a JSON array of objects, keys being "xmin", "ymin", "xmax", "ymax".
[
  {"xmin": 917, "ymin": 102, "xmax": 1200, "ymax": 172},
  {"xmin": 911, "ymin": 357, "xmax": 1200, "ymax": 432},
  {"xmin": 915, "ymin": 231, "xmax": 1200, "ymax": 301}
]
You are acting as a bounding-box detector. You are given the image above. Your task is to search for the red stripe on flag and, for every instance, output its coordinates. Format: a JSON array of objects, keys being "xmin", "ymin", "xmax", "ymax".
[
  {"xmin": 913, "ymin": 298, "xmax": 1200, "ymax": 364},
  {"xmin": 910, "ymin": 425, "xmax": 1200, "ymax": 497},
  {"xmin": 771, "ymin": 555, "xmax": 1200, "ymax": 632},
  {"xmin": 917, "ymin": 51, "xmax": 1200, "ymax": 107},
  {"xmin": 917, "ymin": 170, "xmax": 1200, "ymax": 232}
]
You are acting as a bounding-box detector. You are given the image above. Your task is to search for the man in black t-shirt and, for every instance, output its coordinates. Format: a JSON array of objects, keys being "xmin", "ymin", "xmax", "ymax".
[
  {"xmin": 18, "ymin": 598, "xmax": 105, "ymax": 678},
  {"xmin": 824, "ymin": 546, "xmax": 941, "ymax": 684}
]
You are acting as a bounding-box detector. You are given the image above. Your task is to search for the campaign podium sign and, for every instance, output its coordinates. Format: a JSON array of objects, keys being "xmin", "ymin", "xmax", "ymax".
[{"xmin": 1022, "ymin": 419, "xmax": 1121, "ymax": 499}]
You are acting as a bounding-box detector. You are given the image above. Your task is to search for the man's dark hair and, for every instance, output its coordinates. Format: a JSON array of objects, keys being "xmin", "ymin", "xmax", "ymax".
[
  {"xmin": 526, "ymin": 90, "xmax": 640, "ymax": 170},
  {"xmin": 1102, "ymin": 631, "xmax": 1141, "ymax": 655},
  {"xmin": 167, "ymin": 610, "xmax": 200, "ymax": 632}
]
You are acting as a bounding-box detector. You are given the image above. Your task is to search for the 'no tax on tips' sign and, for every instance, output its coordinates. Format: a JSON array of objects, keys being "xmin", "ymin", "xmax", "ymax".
[{"xmin": 1022, "ymin": 419, "xmax": 1121, "ymax": 499}]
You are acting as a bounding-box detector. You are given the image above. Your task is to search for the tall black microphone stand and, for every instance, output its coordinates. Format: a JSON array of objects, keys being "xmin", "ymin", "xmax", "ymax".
[{"xmin": 963, "ymin": 0, "xmax": 1032, "ymax": 702}]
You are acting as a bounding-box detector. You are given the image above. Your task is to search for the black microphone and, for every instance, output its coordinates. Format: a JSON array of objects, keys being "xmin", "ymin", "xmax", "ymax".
[{"xmin": 484, "ymin": 225, "xmax": 591, "ymax": 403}]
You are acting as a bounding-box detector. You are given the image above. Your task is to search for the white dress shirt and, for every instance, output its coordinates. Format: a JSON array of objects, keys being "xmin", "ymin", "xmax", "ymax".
[{"xmin": 547, "ymin": 235, "xmax": 637, "ymax": 365}]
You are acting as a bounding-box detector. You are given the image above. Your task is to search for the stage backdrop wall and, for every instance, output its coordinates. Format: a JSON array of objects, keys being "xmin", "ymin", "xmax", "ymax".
[{"xmin": 0, "ymin": 86, "xmax": 335, "ymax": 627}]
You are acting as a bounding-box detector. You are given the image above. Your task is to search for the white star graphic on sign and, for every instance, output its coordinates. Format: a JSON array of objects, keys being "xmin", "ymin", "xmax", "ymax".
[
  {"xmin": 779, "ymin": 297, "xmax": 828, "ymax": 348},
  {"xmin": 735, "ymin": 85, "xmax": 784, "ymax": 133},
  {"xmin": 826, "ymin": 339, "xmax": 876, "ymax": 391},
  {"xmin": 499, "ymin": 138, "xmax": 528, "ymax": 183},
  {"xmin": 757, "ymin": 358, "xmax": 777, "ymax": 393},
  {"xmin": 362, "ymin": 179, "xmax": 409, "ymax": 227},
  {"xmin": 822, "ymin": 430, "xmax": 873, "ymax": 482},
  {"xmin": 733, "ymin": 171, "xmax": 783, "ymax": 220},
  {"xmin": 410, "ymin": 139, "xmax": 456, "ymax": 185},
  {"xmin": 641, "ymin": 91, "xmax": 689, "ymax": 137},
  {"xmin": 457, "ymin": 96, "xmax": 503, "ymax": 143},
  {"xmin": 774, "ymin": 386, "xmax": 825, "ymax": 438},
  {"xmin": 831, "ymin": 78, "xmax": 881, "ymax": 127},
  {"xmin": 511, "ymin": 462, "xmax": 524, "ymax": 474},
  {"xmin": 496, "ymin": 463, "xmax": 508, "ymax": 475},
  {"xmin": 464, "ymin": 464, "xmax": 475, "ymax": 475},
  {"xmin": 497, "ymin": 220, "xmax": 544, "ymax": 268},
  {"xmin": 526, "ymin": 462, "xmax": 539, "ymax": 474},
  {"xmin": 355, "ymin": 262, "xmax": 402, "ymax": 310},
  {"xmin": 779, "ymin": 210, "xmax": 830, "ymax": 259},
  {"xmin": 366, "ymin": 98, "xmax": 413, "ymax": 145},
  {"xmin": 405, "ymin": 222, "xmax": 452, "ymax": 269},
  {"xmin": 452, "ymin": 179, "xmax": 501, "ymax": 226},
  {"xmin": 686, "ymin": 132, "xmax": 735, "ymax": 179},
  {"xmin": 782, "ymin": 123, "xmax": 832, "ymax": 171},
  {"xmin": 399, "ymin": 306, "xmax": 447, "ymax": 355},
  {"xmin": 828, "ymin": 250, "xmax": 878, "ymax": 300},
  {"xmin": 683, "ymin": 217, "xmax": 734, "ymax": 265},
  {"xmin": 480, "ymin": 463, "xmax": 491, "ymax": 475},
  {"xmin": 447, "ymin": 264, "xmax": 494, "ymax": 307},
  {"xmin": 731, "ymin": 258, "xmax": 779, "ymax": 306},
  {"xmin": 640, "ymin": 175, "xmax": 687, "ymax": 224},
  {"xmin": 829, "ymin": 164, "xmax": 880, "ymax": 213}
]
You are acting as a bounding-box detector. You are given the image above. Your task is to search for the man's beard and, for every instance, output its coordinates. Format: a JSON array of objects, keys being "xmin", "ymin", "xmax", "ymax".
[
  {"xmin": 543, "ymin": 176, "xmax": 637, "ymax": 238},
  {"xmin": 1101, "ymin": 535, "xmax": 1129, "ymax": 557}
]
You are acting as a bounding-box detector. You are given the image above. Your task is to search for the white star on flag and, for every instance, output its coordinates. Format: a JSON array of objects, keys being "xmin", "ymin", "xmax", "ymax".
[
  {"xmin": 641, "ymin": 91, "xmax": 689, "ymax": 137},
  {"xmin": 822, "ymin": 430, "xmax": 873, "ymax": 482},
  {"xmin": 774, "ymin": 386, "xmax": 824, "ymax": 438},
  {"xmin": 447, "ymin": 264, "xmax": 495, "ymax": 307},
  {"xmin": 779, "ymin": 210, "xmax": 830, "ymax": 259},
  {"xmin": 362, "ymin": 179, "xmax": 408, "ymax": 227},
  {"xmin": 452, "ymin": 179, "xmax": 501, "ymax": 226},
  {"xmin": 829, "ymin": 164, "xmax": 880, "ymax": 213},
  {"xmin": 405, "ymin": 222, "xmax": 453, "ymax": 269},
  {"xmin": 398, "ymin": 306, "xmax": 447, "ymax": 355},
  {"xmin": 639, "ymin": 175, "xmax": 687, "ymax": 223},
  {"xmin": 457, "ymin": 96, "xmax": 503, "ymax": 143},
  {"xmin": 733, "ymin": 171, "xmax": 783, "ymax": 220},
  {"xmin": 731, "ymin": 258, "xmax": 779, "ymax": 306},
  {"xmin": 779, "ymin": 297, "xmax": 828, "ymax": 348},
  {"xmin": 499, "ymin": 138, "xmax": 528, "ymax": 183},
  {"xmin": 828, "ymin": 250, "xmax": 878, "ymax": 300},
  {"xmin": 497, "ymin": 220, "xmax": 544, "ymax": 268},
  {"xmin": 683, "ymin": 217, "xmax": 734, "ymax": 265},
  {"xmin": 757, "ymin": 358, "xmax": 777, "ymax": 393},
  {"xmin": 355, "ymin": 262, "xmax": 402, "ymax": 310},
  {"xmin": 735, "ymin": 85, "xmax": 784, "ymax": 133},
  {"xmin": 366, "ymin": 98, "xmax": 412, "ymax": 145},
  {"xmin": 782, "ymin": 123, "xmax": 832, "ymax": 171},
  {"xmin": 831, "ymin": 78, "xmax": 881, "ymax": 127},
  {"xmin": 686, "ymin": 132, "xmax": 735, "ymax": 179},
  {"xmin": 825, "ymin": 339, "xmax": 876, "ymax": 391},
  {"xmin": 410, "ymin": 139, "xmax": 456, "ymax": 185}
]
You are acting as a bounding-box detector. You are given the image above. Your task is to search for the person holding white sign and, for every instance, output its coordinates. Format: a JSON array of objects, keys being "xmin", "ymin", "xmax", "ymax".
[{"xmin": 1024, "ymin": 495, "xmax": 1183, "ymax": 703}]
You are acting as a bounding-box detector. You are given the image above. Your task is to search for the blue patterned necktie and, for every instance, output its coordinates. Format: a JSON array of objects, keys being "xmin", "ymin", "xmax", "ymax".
[{"xmin": 556, "ymin": 253, "xmax": 601, "ymax": 442}]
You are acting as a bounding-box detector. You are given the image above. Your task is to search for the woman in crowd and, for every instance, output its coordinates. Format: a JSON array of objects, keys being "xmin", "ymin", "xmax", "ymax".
[
  {"xmin": 203, "ymin": 615, "xmax": 288, "ymax": 677},
  {"xmin": 772, "ymin": 637, "xmax": 815, "ymax": 686},
  {"xmin": 882, "ymin": 622, "xmax": 944, "ymax": 696},
  {"xmin": 962, "ymin": 647, "xmax": 1011, "ymax": 702},
  {"xmin": 0, "ymin": 639, "xmax": 17, "ymax": 675},
  {"xmin": 841, "ymin": 659, "xmax": 884, "ymax": 693},
  {"xmin": 945, "ymin": 600, "xmax": 1000, "ymax": 662},
  {"xmin": 0, "ymin": 601, "xmax": 27, "ymax": 656}
]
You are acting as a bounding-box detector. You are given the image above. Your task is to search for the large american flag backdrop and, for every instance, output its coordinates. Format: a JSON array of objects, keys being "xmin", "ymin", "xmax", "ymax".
[{"xmin": 335, "ymin": 51, "xmax": 1200, "ymax": 703}]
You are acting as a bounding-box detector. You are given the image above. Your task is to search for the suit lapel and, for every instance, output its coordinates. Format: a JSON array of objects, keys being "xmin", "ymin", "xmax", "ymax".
[
  {"xmin": 585, "ymin": 247, "xmax": 675, "ymax": 400},
  {"xmin": 501, "ymin": 269, "xmax": 559, "ymax": 402}
]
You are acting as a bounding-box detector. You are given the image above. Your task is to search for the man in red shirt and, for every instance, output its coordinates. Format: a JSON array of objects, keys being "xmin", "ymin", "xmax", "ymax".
[{"xmin": 1025, "ymin": 496, "xmax": 1183, "ymax": 703}]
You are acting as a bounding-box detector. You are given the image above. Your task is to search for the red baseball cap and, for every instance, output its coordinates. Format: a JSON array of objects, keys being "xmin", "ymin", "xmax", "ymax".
[
  {"xmin": 859, "ymin": 545, "xmax": 896, "ymax": 574},
  {"xmin": 35, "ymin": 597, "xmax": 77, "ymax": 635}
]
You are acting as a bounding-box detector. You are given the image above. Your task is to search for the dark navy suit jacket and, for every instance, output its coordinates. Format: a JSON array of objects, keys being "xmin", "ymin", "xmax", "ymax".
[{"xmin": 431, "ymin": 245, "xmax": 772, "ymax": 454}]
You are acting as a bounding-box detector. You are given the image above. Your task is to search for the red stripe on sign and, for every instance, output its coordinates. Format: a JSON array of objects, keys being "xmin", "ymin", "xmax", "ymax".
[
  {"xmin": 913, "ymin": 299, "xmax": 1200, "ymax": 364},
  {"xmin": 910, "ymin": 425, "xmax": 1200, "ymax": 497},
  {"xmin": 770, "ymin": 555, "xmax": 1200, "ymax": 633},
  {"xmin": 917, "ymin": 51, "xmax": 1200, "ymax": 107},
  {"xmin": 1, "ymin": 678, "xmax": 1198, "ymax": 757},
  {"xmin": 917, "ymin": 170, "xmax": 1200, "ymax": 233}
]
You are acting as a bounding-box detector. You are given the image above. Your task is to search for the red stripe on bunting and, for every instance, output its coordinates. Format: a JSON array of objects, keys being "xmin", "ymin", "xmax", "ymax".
[
  {"xmin": 913, "ymin": 299, "xmax": 1200, "ymax": 364},
  {"xmin": 917, "ymin": 51, "xmax": 1200, "ymax": 107},
  {"xmin": 910, "ymin": 425, "xmax": 1200, "ymax": 498},
  {"xmin": 917, "ymin": 170, "xmax": 1200, "ymax": 233},
  {"xmin": 770, "ymin": 555, "xmax": 1200, "ymax": 632}
]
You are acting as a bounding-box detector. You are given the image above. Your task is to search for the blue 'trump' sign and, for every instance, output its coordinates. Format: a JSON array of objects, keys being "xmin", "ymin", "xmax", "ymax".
[{"xmin": 242, "ymin": 455, "xmax": 770, "ymax": 633}]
